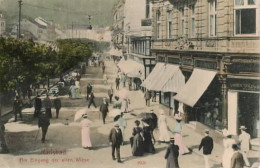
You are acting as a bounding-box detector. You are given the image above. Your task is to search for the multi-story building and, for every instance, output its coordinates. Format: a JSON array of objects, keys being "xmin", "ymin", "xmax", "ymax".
[
  {"xmin": 112, "ymin": 0, "xmax": 125, "ymax": 52},
  {"xmin": 142, "ymin": 0, "xmax": 260, "ymax": 137},
  {"xmin": 0, "ymin": 14, "xmax": 6, "ymax": 36}
]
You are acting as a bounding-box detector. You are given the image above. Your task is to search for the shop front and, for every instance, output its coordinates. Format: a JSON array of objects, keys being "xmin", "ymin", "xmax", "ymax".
[{"xmin": 227, "ymin": 77, "xmax": 260, "ymax": 138}]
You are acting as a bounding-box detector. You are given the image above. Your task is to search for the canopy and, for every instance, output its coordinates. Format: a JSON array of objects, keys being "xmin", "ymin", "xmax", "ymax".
[
  {"xmin": 174, "ymin": 68, "xmax": 217, "ymax": 107},
  {"xmin": 161, "ymin": 68, "xmax": 185, "ymax": 93},
  {"xmin": 117, "ymin": 59, "xmax": 145, "ymax": 79},
  {"xmin": 142, "ymin": 63, "xmax": 183, "ymax": 92},
  {"xmin": 141, "ymin": 63, "xmax": 165, "ymax": 88}
]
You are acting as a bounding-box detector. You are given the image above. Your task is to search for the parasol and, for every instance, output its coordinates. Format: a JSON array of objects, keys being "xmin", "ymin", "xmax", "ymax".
[{"xmin": 138, "ymin": 112, "xmax": 158, "ymax": 131}]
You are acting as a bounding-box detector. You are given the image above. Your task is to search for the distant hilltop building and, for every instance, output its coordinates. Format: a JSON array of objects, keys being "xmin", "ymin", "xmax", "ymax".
[
  {"xmin": 0, "ymin": 13, "xmax": 6, "ymax": 36},
  {"xmin": 20, "ymin": 17, "xmax": 64, "ymax": 42}
]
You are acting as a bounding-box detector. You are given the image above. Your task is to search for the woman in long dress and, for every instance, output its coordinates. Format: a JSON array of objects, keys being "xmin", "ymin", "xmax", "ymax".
[
  {"xmin": 222, "ymin": 129, "xmax": 236, "ymax": 168},
  {"xmin": 142, "ymin": 121, "xmax": 155, "ymax": 153},
  {"xmin": 158, "ymin": 110, "xmax": 170, "ymax": 143},
  {"xmin": 172, "ymin": 116, "xmax": 189, "ymax": 155},
  {"xmin": 131, "ymin": 120, "xmax": 144, "ymax": 156},
  {"xmin": 80, "ymin": 114, "xmax": 92, "ymax": 149}
]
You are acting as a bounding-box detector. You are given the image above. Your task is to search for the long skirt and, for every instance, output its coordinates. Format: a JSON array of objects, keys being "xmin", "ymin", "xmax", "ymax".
[
  {"xmin": 132, "ymin": 134, "xmax": 144, "ymax": 156},
  {"xmin": 174, "ymin": 133, "xmax": 189, "ymax": 155},
  {"xmin": 81, "ymin": 127, "xmax": 92, "ymax": 147}
]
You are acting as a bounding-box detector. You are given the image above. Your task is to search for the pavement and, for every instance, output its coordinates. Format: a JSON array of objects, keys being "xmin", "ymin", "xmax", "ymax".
[{"xmin": 1, "ymin": 60, "xmax": 259, "ymax": 168}]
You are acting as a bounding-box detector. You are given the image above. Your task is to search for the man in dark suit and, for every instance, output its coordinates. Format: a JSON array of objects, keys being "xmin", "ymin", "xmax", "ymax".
[
  {"xmin": 231, "ymin": 144, "xmax": 247, "ymax": 168},
  {"xmin": 86, "ymin": 83, "xmax": 92, "ymax": 100},
  {"xmin": 53, "ymin": 94, "xmax": 61, "ymax": 119},
  {"xmin": 199, "ymin": 129, "xmax": 214, "ymax": 168},
  {"xmin": 165, "ymin": 137, "xmax": 179, "ymax": 168},
  {"xmin": 34, "ymin": 95, "xmax": 42, "ymax": 118},
  {"xmin": 99, "ymin": 98, "xmax": 109, "ymax": 124},
  {"xmin": 13, "ymin": 96, "xmax": 23, "ymax": 122},
  {"xmin": 109, "ymin": 124, "xmax": 123, "ymax": 163},
  {"xmin": 38, "ymin": 109, "xmax": 50, "ymax": 143},
  {"xmin": 43, "ymin": 94, "xmax": 52, "ymax": 118},
  {"xmin": 88, "ymin": 91, "xmax": 96, "ymax": 108},
  {"xmin": 115, "ymin": 76, "xmax": 120, "ymax": 90}
]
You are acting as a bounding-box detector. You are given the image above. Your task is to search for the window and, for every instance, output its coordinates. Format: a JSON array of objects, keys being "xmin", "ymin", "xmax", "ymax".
[
  {"xmin": 156, "ymin": 11, "xmax": 161, "ymax": 39},
  {"xmin": 190, "ymin": 5, "xmax": 196, "ymax": 37},
  {"xmin": 146, "ymin": 0, "xmax": 150, "ymax": 18},
  {"xmin": 167, "ymin": 10, "xmax": 173, "ymax": 38},
  {"xmin": 180, "ymin": 8, "xmax": 185, "ymax": 36},
  {"xmin": 209, "ymin": 0, "xmax": 217, "ymax": 36},
  {"xmin": 235, "ymin": 0, "xmax": 257, "ymax": 35}
]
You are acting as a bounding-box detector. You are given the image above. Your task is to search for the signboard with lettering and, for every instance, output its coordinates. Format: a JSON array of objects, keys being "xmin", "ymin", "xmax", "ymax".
[
  {"xmin": 168, "ymin": 57, "xmax": 179, "ymax": 64},
  {"xmin": 195, "ymin": 60, "xmax": 218, "ymax": 70},
  {"xmin": 227, "ymin": 78, "xmax": 260, "ymax": 92},
  {"xmin": 227, "ymin": 63, "xmax": 260, "ymax": 73}
]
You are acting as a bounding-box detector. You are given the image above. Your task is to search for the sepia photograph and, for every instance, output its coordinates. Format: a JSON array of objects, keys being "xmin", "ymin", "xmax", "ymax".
[{"xmin": 0, "ymin": 0, "xmax": 259, "ymax": 167}]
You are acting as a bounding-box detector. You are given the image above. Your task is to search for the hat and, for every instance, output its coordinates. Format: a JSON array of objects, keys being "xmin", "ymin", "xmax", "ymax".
[
  {"xmin": 170, "ymin": 137, "xmax": 175, "ymax": 141},
  {"xmin": 222, "ymin": 129, "xmax": 232, "ymax": 137},
  {"xmin": 82, "ymin": 113, "xmax": 88, "ymax": 118},
  {"xmin": 239, "ymin": 126, "xmax": 247, "ymax": 130},
  {"xmin": 204, "ymin": 129, "xmax": 209, "ymax": 135},
  {"xmin": 114, "ymin": 124, "xmax": 119, "ymax": 127},
  {"xmin": 134, "ymin": 120, "xmax": 140, "ymax": 125},
  {"xmin": 174, "ymin": 115, "xmax": 182, "ymax": 120},
  {"xmin": 232, "ymin": 144, "xmax": 240, "ymax": 150}
]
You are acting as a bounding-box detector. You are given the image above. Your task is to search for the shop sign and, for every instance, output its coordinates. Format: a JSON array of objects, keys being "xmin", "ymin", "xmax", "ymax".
[
  {"xmin": 227, "ymin": 78, "xmax": 260, "ymax": 92},
  {"xmin": 227, "ymin": 63, "xmax": 260, "ymax": 73},
  {"xmin": 195, "ymin": 60, "xmax": 218, "ymax": 70},
  {"xmin": 182, "ymin": 58, "xmax": 193, "ymax": 66},
  {"xmin": 168, "ymin": 57, "xmax": 179, "ymax": 64}
]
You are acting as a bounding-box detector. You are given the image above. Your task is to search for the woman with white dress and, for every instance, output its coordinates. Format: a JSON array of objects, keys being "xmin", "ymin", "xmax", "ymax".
[
  {"xmin": 222, "ymin": 129, "xmax": 236, "ymax": 168},
  {"xmin": 158, "ymin": 110, "xmax": 170, "ymax": 143},
  {"xmin": 80, "ymin": 114, "xmax": 92, "ymax": 149}
]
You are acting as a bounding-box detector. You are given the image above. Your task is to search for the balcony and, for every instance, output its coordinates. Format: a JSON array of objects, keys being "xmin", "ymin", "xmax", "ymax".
[{"xmin": 141, "ymin": 18, "xmax": 152, "ymax": 27}]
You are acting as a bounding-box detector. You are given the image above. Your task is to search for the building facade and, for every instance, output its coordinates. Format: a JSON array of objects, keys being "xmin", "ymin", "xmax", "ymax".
[
  {"xmin": 0, "ymin": 14, "xmax": 6, "ymax": 36},
  {"xmin": 148, "ymin": 0, "xmax": 259, "ymax": 137}
]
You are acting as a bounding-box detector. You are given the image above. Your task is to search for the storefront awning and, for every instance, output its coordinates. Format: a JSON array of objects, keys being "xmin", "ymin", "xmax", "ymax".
[
  {"xmin": 174, "ymin": 68, "xmax": 217, "ymax": 107},
  {"xmin": 161, "ymin": 68, "xmax": 185, "ymax": 93},
  {"xmin": 141, "ymin": 63, "xmax": 165, "ymax": 88},
  {"xmin": 141, "ymin": 63, "xmax": 184, "ymax": 92},
  {"xmin": 149, "ymin": 64, "xmax": 179, "ymax": 91},
  {"xmin": 118, "ymin": 59, "xmax": 145, "ymax": 79}
]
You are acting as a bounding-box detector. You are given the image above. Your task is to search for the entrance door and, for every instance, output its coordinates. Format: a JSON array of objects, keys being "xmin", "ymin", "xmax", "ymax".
[{"xmin": 238, "ymin": 92, "xmax": 260, "ymax": 138}]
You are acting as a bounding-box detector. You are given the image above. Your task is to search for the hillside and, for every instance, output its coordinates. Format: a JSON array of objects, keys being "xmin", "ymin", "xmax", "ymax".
[{"xmin": 0, "ymin": 0, "xmax": 118, "ymax": 28}]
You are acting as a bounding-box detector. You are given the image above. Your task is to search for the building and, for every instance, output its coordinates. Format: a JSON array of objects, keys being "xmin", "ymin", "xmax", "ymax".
[
  {"xmin": 21, "ymin": 17, "xmax": 57, "ymax": 42},
  {"xmin": 112, "ymin": 0, "xmax": 157, "ymax": 90},
  {"xmin": 142, "ymin": 0, "xmax": 259, "ymax": 138},
  {"xmin": 0, "ymin": 14, "xmax": 6, "ymax": 36}
]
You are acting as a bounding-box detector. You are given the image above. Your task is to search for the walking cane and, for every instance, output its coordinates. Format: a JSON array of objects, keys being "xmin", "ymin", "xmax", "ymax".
[{"xmin": 34, "ymin": 127, "xmax": 40, "ymax": 143}]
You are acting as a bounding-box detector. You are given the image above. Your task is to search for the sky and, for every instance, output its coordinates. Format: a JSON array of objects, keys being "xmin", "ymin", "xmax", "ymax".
[{"xmin": 0, "ymin": 0, "xmax": 118, "ymax": 28}]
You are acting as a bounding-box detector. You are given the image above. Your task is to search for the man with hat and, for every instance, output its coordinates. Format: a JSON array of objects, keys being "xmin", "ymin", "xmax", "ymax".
[
  {"xmin": 86, "ymin": 83, "xmax": 92, "ymax": 100},
  {"xmin": 99, "ymin": 98, "xmax": 109, "ymax": 124},
  {"xmin": 109, "ymin": 124, "xmax": 123, "ymax": 163},
  {"xmin": 38, "ymin": 109, "xmax": 50, "ymax": 143},
  {"xmin": 165, "ymin": 137, "xmax": 179, "ymax": 168},
  {"xmin": 43, "ymin": 94, "xmax": 52, "ymax": 118},
  {"xmin": 13, "ymin": 96, "xmax": 23, "ymax": 122},
  {"xmin": 238, "ymin": 126, "xmax": 251, "ymax": 155},
  {"xmin": 199, "ymin": 129, "xmax": 214, "ymax": 168}
]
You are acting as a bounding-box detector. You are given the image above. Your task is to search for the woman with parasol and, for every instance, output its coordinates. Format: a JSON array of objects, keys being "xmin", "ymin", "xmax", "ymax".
[{"xmin": 80, "ymin": 113, "xmax": 92, "ymax": 149}]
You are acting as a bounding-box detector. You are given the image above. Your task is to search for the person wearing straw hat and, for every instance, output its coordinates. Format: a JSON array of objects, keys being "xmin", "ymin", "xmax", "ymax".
[
  {"xmin": 222, "ymin": 129, "xmax": 236, "ymax": 168},
  {"xmin": 109, "ymin": 124, "xmax": 123, "ymax": 163},
  {"xmin": 158, "ymin": 109, "xmax": 170, "ymax": 143},
  {"xmin": 165, "ymin": 137, "xmax": 179, "ymax": 168},
  {"xmin": 199, "ymin": 129, "xmax": 214, "ymax": 168},
  {"xmin": 80, "ymin": 113, "xmax": 92, "ymax": 149},
  {"xmin": 238, "ymin": 126, "xmax": 251, "ymax": 155}
]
